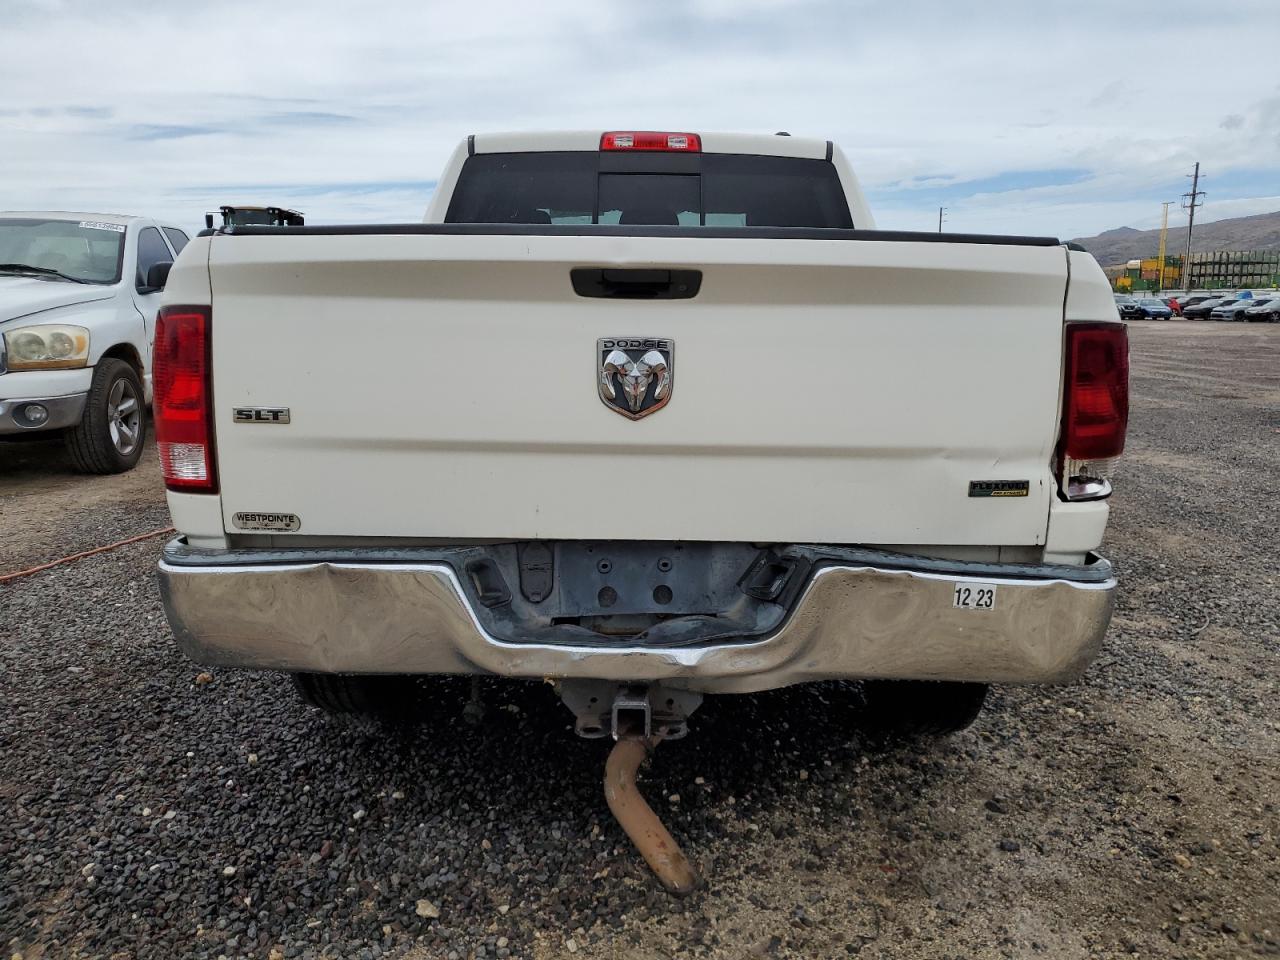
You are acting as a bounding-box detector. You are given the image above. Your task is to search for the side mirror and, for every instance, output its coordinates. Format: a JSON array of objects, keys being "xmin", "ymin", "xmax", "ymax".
[
  {"xmin": 142, "ymin": 260, "xmax": 173, "ymax": 293},
  {"xmin": 205, "ymin": 212, "xmax": 214, "ymax": 229}
]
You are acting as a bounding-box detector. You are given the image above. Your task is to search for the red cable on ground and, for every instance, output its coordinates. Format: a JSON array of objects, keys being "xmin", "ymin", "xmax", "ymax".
[{"xmin": 0, "ymin": 526, "xmax": 175, "ymax": 584}]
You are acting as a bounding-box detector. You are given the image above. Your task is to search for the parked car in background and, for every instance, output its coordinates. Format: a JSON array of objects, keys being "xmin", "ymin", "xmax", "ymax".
[
  {"xmin": 1242, "ymin": 297, "xmax": 1280, "ymax": 322},
  {"xmin": 1114, "ymin": 295, "xmax": 1142, "ymax": 320},
  {"xmin": 0, "ymin": 212, "xmax": 188, "ymax": 472},
  {"xmin": 1183, "ymin": 297, "xmax": 1231, "ymax": 320},
  {"xmin": 1209, "ymin": 298, "xmax": 1255, "ymax": 322},
  {"xmin": 1175, "ymin": 295, "xmax": 1213, "ymax": 313},
  {"xmin": 1134, "ymin": 298, "xmax": 1173, "ymax": 320}
]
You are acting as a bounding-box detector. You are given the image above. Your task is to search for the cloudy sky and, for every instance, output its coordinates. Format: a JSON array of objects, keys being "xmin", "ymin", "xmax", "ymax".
[{"xmin": 2, "ymin": 0, "xmax": 1277, "ymax": 239}]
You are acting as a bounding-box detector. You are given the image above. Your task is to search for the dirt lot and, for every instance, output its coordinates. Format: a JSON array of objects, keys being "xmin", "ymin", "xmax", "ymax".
[{"xmin": 2, "ymin": 321, "xmax": 1277, "ymax": 960}]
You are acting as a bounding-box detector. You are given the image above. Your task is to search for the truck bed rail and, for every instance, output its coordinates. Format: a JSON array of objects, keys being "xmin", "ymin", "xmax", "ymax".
[{"xmin": 199, "ymin": 223, "xmax": 1067, "ymax": 247}]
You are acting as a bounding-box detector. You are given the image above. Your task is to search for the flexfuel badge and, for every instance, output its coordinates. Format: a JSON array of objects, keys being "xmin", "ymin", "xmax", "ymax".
[{"xmin": 968, "ymin": 480, "xmax": 1030, "ymax": 498}]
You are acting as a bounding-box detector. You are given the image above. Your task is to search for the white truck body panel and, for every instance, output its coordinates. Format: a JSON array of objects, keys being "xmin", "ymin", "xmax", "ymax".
[{"xmin": 206, "ymin": 232, "xmax": 1068, "ymax": 545}]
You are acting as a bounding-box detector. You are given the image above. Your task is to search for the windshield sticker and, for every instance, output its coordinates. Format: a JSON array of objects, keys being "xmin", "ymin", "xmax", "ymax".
[{"xmin": 78, "ymin": 221, "xmax": 126, "ymax": 233}]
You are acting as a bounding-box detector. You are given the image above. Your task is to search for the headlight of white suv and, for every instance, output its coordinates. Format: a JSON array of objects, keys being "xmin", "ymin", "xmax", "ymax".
[{"xmin": 2, "ymin": 324, "xmax": 91, "ymax": 370}]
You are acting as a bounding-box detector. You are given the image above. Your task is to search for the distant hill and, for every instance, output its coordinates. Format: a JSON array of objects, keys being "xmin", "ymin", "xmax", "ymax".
[{"xmin": 1072, "ymin": 210, "xmax": 1280, "ymax": 266}]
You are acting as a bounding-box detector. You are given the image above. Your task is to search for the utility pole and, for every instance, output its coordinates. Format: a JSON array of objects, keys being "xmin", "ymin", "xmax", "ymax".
[
  {"xmin": 1157, "ymin": 201, "xmax": 1171, "ymax": 291},
  {"xmin": 938, "ymin": 206, "xmax": 946, "ymax": 233},
  {"xmin": 1181, "ymin": 162, "xmax": 1205, "ymax": 292}
]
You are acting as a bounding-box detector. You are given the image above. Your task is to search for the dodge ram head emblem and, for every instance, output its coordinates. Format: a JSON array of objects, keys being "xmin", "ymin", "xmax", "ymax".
[{"xmin": 597, "ymin": 338, "xmax": 674, "ymax": 420}]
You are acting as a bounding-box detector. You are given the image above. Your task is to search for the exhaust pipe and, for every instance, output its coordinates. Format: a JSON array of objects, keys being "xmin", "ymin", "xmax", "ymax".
[{"xmin": 604, "ymin": 738, "xmax": 699, "ymax": 896}]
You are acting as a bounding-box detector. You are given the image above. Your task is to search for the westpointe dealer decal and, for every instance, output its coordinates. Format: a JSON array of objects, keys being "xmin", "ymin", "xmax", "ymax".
[
  {"xmin": 232, "ymin": 512, "xmax": 301, "ymax": 531},
  {"xmin": 968, "ymin": 480, "xmax": 1030, "ymax": 498}
]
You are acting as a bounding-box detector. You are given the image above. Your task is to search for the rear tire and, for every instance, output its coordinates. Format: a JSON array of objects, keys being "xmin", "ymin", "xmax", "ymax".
[
  {"xmin": 66, "ymin": 359, "xmax": 147, "ymax": 474},
  {"xmin": 291, "ymin": 673, "xmax": 422, "ymax": 718},
  {"xmin": 861, "ymin": 679, "xmax": 989, "ymax": 737}
]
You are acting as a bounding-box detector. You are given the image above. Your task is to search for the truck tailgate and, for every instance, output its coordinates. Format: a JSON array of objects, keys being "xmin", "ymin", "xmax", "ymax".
[{"xmin": 208, "ymin": 232, "xmax": 1068, "ymax": 545}]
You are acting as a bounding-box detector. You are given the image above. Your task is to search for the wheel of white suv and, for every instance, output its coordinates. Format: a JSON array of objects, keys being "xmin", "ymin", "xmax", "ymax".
[
  {"xmin": 861, "ymin": 679, "xmax": 989, "ymax": 736},
  {"xmin": 65, "ymin": 358, "xmax": 147, "ymax": 474}
]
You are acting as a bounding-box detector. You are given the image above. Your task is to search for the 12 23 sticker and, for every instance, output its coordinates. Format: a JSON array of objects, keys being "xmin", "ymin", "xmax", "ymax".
[{"xmin": 953, "ymin": 582, "xmax": 997, "ymax": 610}]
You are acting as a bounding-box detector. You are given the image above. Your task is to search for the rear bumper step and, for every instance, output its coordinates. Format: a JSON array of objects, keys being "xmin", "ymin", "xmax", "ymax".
[{"xmin": 158, "ymin": 541, "xmax": 1115, "ymax": 693}]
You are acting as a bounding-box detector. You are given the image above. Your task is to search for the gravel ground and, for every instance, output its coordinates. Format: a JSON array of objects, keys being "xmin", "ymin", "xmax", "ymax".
[{"xmin": 2, "ymin": 321, "xmax": 1278, "ymax": 960}]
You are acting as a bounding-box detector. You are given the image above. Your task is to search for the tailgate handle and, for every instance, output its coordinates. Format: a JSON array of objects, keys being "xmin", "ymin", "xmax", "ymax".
[{"xmin": 571, "ymin": 268, "xmax": 702, "ymax": 300}]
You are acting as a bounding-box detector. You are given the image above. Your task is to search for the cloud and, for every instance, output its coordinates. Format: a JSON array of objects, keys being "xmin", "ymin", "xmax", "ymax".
[
  {"xmin": 64, "ymin": 106, "xmax": 113, "ymax": 119},
  {"xmin": 128, "ymin": 124, "xmax": 224, "ymax": 141},
  {"xmin": 1088, "ymin": 80, "xmax": 1126, "ymax": 109},
  {"xmin": 0, "ymin": 0, "xmax": 1277, "ymax": 239},
  {"xmin": 261, "ymin": 112, "xmax": 359, "ymax": 126},
  {"xmin": 871, "ymin": 169, "xmax": 1094, "ymax": 210}
]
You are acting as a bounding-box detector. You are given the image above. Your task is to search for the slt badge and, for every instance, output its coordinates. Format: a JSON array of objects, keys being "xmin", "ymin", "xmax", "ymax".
[{"xmin": 597, "ymin": 338, "xmax": 673, "ymax": 420}]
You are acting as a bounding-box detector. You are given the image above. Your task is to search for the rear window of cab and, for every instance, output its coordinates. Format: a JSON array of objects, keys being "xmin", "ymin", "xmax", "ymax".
[{"xmin": 445, "ymin": 151, "xmax": 854, "ymax": 229}]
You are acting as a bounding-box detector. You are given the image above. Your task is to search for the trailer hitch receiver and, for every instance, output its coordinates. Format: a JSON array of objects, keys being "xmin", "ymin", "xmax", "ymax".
[{"xmin": 558, "ymin": 680, "xmax": 703, "ymax": 740}]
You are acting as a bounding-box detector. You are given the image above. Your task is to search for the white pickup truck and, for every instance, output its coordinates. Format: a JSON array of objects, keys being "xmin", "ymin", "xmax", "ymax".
[
  {"xmin": 156, "ymin": 130, "xmax": 1128, "ymax": 740},
  {"xmin": 1, "ymin": 212, "xmax": 190, "ymax": 472}
]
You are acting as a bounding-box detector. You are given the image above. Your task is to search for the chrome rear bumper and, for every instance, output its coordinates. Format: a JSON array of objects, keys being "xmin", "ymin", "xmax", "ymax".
[{"xmin": 158, "ymin": 542, "xmax": 1115, "ymax": 694}]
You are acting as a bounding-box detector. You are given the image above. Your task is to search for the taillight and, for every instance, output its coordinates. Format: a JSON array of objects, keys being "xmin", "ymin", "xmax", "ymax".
[
  {"xmin": 1058, "ymin": 322, "xmax": 1128, "ymax": 500},
  {"xmin": 600, "ymin": 131, "xmax": 701, "ymax": 152},
  {"xmin": 154, "ymin": 305, "xmax": 217, "ymax": 493}
]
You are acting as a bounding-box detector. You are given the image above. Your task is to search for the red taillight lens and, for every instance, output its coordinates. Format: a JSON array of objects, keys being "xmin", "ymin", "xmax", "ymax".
[
  {"xmin": 600, "ymin": 131, "xmax": 701, "ymax": 152},
  {"xmin": 154, "ymin": 305, "xmax": 217, "ymax": 493},
  {"xmin": 1062, "ymin": 322, "xmax": 1129, "ymax": 461}
]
